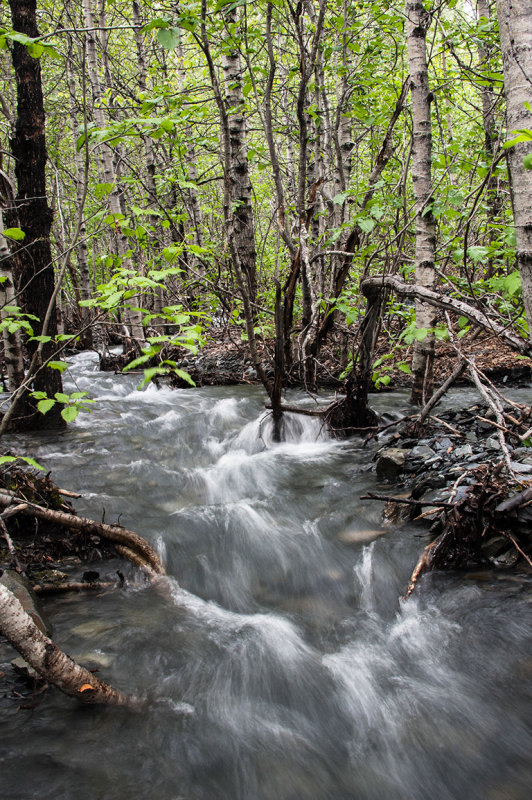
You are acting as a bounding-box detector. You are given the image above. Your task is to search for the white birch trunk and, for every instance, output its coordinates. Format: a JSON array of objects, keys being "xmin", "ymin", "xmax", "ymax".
[
  {"xmin": 496, "ymin": 0, "xmax": 532, "ymax": 337},
  {"xmin": 221, "ymin": 6, "xmax": 257, "ymax": 304},
  {"xmin": 406, "ymin": 0, "xmax": 437, "ymax": 404},
  {"xmin": 66, "ymin": 45, "xmax": 92, "ymax": 347},
  {"xmin": 81, "ymin": 0, "xmax": 144, "ymax": 344}
]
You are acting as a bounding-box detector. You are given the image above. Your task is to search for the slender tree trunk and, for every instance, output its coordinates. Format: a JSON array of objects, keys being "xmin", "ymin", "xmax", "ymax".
[
  {"xmin": 0, "ymin": 209, "xmax": 25, "ymax": 389},
  {"xmin": 496, "ymin": 0, "xmax": 532, "ymax": 337},
  {"xmin": 201, "ymin": 0, "xmax": 271, "ymax": 400},
  {"xmin": 7, "ymin": 0, "xmax": 65, "ymax": 429},
  {"xmin": 81, "ymin": 0, "xmax": 144, "ymax": 345},
  {"xmin": 176, "ymin": 36, "xmax": 205, "ymax": 289},
  {"xmin": 477, "ymin": 0, "xmax": 503, "ymax": 279},
  {"xmin": 406, "ymin": 0, "xmax": 437, "ymax": 405},
  {"xmin": 221, "ymin": 5, "xmax": 257, "ymax": 307},
  {"xmin": 66, "ymin": 41, "xmax": 92, "ymax": 348}
]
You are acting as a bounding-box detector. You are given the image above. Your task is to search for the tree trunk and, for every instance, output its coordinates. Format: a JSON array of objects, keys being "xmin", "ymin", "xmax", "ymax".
[
  {"xmin": 477, "ymin": 0, "xmax": 503, "ymax": 279},
  {"xmin": 221, "ymin": 5, "xmax": 257, "ymax": 307},
  {"xmin": 0, "ymin": 582, "xmax": 131, "ymax": 705},
  {"xmin": 66, "ymin": 41, "xmax": 93, "ymax": 349},
  {"xmin": 0, "ymin": 208, "xmax": 25, "ymax": 390},
  {"xmin": 0, "ymin": 488, "xmax": 166, "ymax": 577},
  {"xmin": 81, "ymin": 0, "xmax": 144, "ymax": 345},
  {"xmin": 405, "ymin": 0, "xmax": 437, "ymax": 405},
  {"xmin": 496, "ymin": 0, "xmax": 532, "ymax": 337},
  {"xmin": 7, "ymin": 0, "xmax": 65, "ymax": 429}
]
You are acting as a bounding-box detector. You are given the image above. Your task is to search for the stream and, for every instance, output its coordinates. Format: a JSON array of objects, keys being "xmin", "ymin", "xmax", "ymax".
[{"xmin": 1, "ymin": 351, "xmax": 531, "ymax": 800}]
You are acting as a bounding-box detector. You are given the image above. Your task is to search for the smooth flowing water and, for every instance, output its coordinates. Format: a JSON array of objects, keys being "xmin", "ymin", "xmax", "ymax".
[{"xmin": 1, "ymin": 351, "xmax": 531, "ymax": 800}]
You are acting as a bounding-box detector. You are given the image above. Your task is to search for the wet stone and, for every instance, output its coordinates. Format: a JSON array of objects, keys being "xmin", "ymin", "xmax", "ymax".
[
  {"xmin": 491, "ymin": 549, "xmax": 520, "ymax": 568},
  {"xmin": 453, "ymin": 445, "xmax": 473, "ymax": 458},
  {"xmin": 410, "ymin": 445, "xmax": 436, "ymax": 459},
  {"xmin": 376, "ymin": 448, "xmax": 409, "ymax": 480},
  {"xmin": 435, "ymin": 437, "xmax": 454, "ymax": 451}
]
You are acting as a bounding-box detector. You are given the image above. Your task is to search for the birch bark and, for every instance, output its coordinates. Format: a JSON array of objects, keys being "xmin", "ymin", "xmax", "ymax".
[
  {"xmin": 496, "ymin": 0, "xmax": 532, "ymax": 337},
  {"xmin": 221, "ymin": 5, "xmax": 257, "ymax": 306},
  {"xmin": 0, "ymin": 208, "xmax": 25, "ymax": 389},
  {"xmin": 405, "ymin": 0, "xmax": 437, "ymax": 405},
  {"xmin": 0, "ymin": 582, "xmax": 130, "ymax": 705},
  {"xmin": 81, "ymin": 0, "xmax": 144, "ymax": 345}
]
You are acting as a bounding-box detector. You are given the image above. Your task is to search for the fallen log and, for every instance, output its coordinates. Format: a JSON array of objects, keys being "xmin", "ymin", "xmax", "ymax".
[
  {"xmin": 0, "ymin": 490, "xmax": 165, "ymax": 577},
  {"xmin": 0, "ymin": 582, "xmax": 135, "ymax": 706},
  {"xmin": 361, "ymin": 275, "xmax": 532, "ymax": 358}
]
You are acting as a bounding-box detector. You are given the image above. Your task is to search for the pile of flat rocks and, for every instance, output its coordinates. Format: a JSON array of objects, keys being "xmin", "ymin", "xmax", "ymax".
[
  {"xmin": 374, "ymin": 402, "xmax": 532, "ymax": 571},
  {"xmin": 376, "ymin": 403, "xmax": 532, "ymax": 485}
]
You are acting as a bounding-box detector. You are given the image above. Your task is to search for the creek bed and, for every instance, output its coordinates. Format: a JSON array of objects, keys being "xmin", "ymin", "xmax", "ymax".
[{"xmin": 1, "ymin": 351, "xmax": 531, "ymax": 800}]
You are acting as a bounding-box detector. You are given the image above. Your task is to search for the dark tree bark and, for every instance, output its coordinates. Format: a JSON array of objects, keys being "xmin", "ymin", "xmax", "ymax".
[{"xmin": 7, "ymin": 0, "xmax": 64, "ymax": 429}]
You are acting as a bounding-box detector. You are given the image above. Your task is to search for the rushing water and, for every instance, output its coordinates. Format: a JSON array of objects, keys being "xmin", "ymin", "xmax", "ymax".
[{"xmin": 1, "ymin": 351, "xmax": 531, "ymax": 800}]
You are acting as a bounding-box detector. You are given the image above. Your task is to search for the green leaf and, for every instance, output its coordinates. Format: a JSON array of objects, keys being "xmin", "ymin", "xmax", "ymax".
[
  {"xmin": 157, "ymin": 27, "xmax": 180, "ymax": 50},
  {"xmin": 503, "ymin": 270, "xmax": 521, "ymax": 297},
  {"xmin": 173, "ymin": 368, "xmax": 195, "ymax": 386},
  {"xmin": 20, "ymin": 456, "xmax": 45, "ymax": 470},
  {"xmin": 29, "ymin": 335, "xmax": 52, "ymax": 343},
  {"xmin": 123, "ymin": 353, "xmax": 153, "ymax": 371},
  {"xmin": 332, "ymin": 191, "xmax": 350, "ymax": 205},
  {"xmin": 524, "ymin": 153, "xmax": 532, "ymax": 170},
  {"xmin": 398, "ymin": 363, "xmax": 412, "ymax": 374},
  {"xmin": 37, "ymin": 398, "xmax": 56, "ymax": 414},
  {"xmin": 54, "ymin": 392, "xmax": 70, "ymax": 404},
  {"xmin": 27, "ymin": 41, "xmax": 44, "ymax": 58},
  {"xmin": 94, "ymin": 182, "xmax": 115, "ymax": 198},
  {"xmin": 61, "ymin": 406, "xmax": 79, "ymax": 423},
  {"xmin": 0, "ymin": 455, "xmax": 44, "ymax": 470},
  {"xmin": 101, "ymin": 291, "xmax": 124, "ymax": 309},
  {"xmin": 358, "ymin": 218, "xmax": 375, "ymax": 234},
  {"xmin": 47, "ymin": 361, "xmax": 68, "ymax": 373},
  {"xmin": 2, "ymin": 227, "xmax": 25, "ymax": 241},
  {"xmin": 467, "ymin": 246, "xmax": 489, "ymax": 263}
]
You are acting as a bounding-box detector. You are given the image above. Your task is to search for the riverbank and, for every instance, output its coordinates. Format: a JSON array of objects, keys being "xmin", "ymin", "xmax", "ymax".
[{"xmin": 99, "ymin": 327, "xmax": 532, "ymax": 391}]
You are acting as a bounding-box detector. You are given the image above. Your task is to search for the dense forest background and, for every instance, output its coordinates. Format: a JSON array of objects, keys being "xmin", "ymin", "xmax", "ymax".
[{"xmin": 0, "ymin": 0, "xmax": 531, "ymax": 434}]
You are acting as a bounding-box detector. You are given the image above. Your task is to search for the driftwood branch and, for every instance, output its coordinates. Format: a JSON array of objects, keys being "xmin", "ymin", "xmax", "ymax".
[
  {"xmin": 0, "ymin": 582, "xmax": 136, "ymax": 706},
  {"xmin": 360, "ymin": 492, "xmax": 454, "ymax": 509},
  {"xmin": 361, "ymin": 275, "xmax": 532, "ymax": 357},
  {"xmin": 0, "ymin": 490, "xmax": 165, "ymax": 577},
  {"xmin": 264, "ymin": 402, "xmax": 332, "ymax": 417}
]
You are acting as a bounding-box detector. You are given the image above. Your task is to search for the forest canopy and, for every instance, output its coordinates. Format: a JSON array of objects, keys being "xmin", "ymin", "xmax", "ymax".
[{"xmin": 0, "ymin": 0, "xmax": 530, "ymax": 431}]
